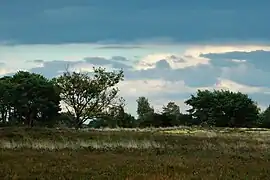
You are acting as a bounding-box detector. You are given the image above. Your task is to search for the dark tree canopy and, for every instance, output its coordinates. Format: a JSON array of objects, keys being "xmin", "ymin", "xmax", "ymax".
[
  {"xmin": 106, "ymin": 101, "xmax": 137, "ymax": 128},
  {"xmin": 162, "ymin": 102, "xmax": 182, "ymax": 126},
  {"xmin": 259, "ymin": 105, "xmax": 270, "ymax": 128},
  {"xmin": 0, "ymin": 76, "xmax": 14, "ymax": 124},
  {"xmin": 185, "ymin": 90, "xmax": 260, "ymax": 127},
  {"xmin": 88, "ymin": 103, "xmax": 137, "ymax": 128},
  {"xmin": 0, "ymin": 71, "xmax": 61, "ymax": 127}
]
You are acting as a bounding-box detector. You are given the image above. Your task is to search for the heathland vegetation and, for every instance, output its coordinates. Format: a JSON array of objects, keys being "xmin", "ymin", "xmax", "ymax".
[{"xmin": 1, "ymin": 67, "xmax": 270, "ymax": 179}]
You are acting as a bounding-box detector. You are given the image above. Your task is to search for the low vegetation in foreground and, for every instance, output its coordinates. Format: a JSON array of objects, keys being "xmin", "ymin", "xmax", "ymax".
[{"xmin": 1, "ymin": 127, "xmax": 270, "ymax": 179}]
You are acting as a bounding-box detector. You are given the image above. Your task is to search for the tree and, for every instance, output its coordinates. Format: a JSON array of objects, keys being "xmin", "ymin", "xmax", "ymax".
[
  {"xmin": 258, "ymin": 105, "xmax": 270, "ymax": 128},
  {"xmin": 90, "ymin": 103, "xmax": 137, "ymax": 128},
  {"xmin": 152, "ymin": 113, "xmax": 171, "ymax": 127},
  {"xmin": 105, "ymin": 100, "xmax": 125, "ymax": 128},
  {"xmin": 53, "ymin": 67, "xmax": 124, "ymax": 129},
  {"xmin": 11, "ymin": 71, "xmax": 61, "ymax": 127},
  {"xmin": 162, "ymin": 102, "xmax": 181, "ymax": 126},
  {"xmin": 56, "ymin": 112, "xmax": 76, "ymax": 128},
  {"xmin": 185, "ymin": 90, "xmax": 260, "ymax": 127},
  {"xmin": 136, "ymin": 96, "xmax": 154, "ymax": 119},
  {"xmin": 136, "ymin": 96, "xmax": 155, "ymax": 127},
  {"xmin": 0, "ymin": 71, "xmax": 61, "ymax": 127},
  {"xmin": 107, "ymin": 102, "xmax": 137, "ymax": 128},
  {"xmin": 0, "ymin": 76, "xmax": 14, "ymax": 125},
  {"xmin": 88, "ymin": 118, "xmax": 108, "ymax": 128},
  {"xmin": 119, "ymin": 113, "xmax": 137, "ymax": 128}
]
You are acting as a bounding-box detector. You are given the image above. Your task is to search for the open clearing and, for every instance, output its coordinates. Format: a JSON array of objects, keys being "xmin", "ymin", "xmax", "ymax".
[{"xmin": 1, "ymin": 127, "xmax": 270, "ymax": 179}]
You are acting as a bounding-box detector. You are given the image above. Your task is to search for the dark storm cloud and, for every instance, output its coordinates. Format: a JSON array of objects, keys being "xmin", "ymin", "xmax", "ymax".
[
  {"xmin": 95, "ymin": 46, "xmax": 144, "ymax": 49},
  {"xmin": 155, "ymin": 60, "xmax": 171, "ymax": 69},
  {"xmin": 84, "ymin": 57, "xmax": 132, "ymax": 69},
  {"xmin": 201, "ymin": 50, "xmax": 270, "ymax": 71},
  {"xmin": 1, "ymin": 0, "xmax": 270, "ymax": 44},
  {"xmin": 30, "ymin": 60, "xmax": 78, "ymax": 78},
  {"xmin": 111, "ymin": 56, "xmax": 128, "ymax": 62},
  {"xmin": 125, "ymin": 64, "xmax": 220, "ymax": 87},
  {"xmin": 26, "ymin": 59, "xmax": 45, "ymax": 63},
  {"xmin": 201, "ymin": 50, "xmax": 270, "ymax": 87},
  {"xmin": 26, "ymin": 56, "xmax": 132, "ymax": 78}
]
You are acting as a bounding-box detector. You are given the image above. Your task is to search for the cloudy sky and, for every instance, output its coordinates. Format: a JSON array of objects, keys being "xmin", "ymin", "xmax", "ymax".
[{"xmin": 1, "ymin": 0, "xmax": 270, "ymax": 116}]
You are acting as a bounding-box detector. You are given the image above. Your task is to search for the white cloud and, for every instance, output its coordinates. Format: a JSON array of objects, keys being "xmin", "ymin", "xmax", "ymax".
[
  {"xmin": 132, "ymin": 44, "xmax": 270, "ymax": 71},
  {"xmin": 231, "ymin": 59, "xmax": 247, "ymax": 63},
  {"xmin": 135, "ymin": 53, "xmax": 209, "ymax": 70},
  {"xmin": 185, "ymin": 45, "xmax": 270, "ymax": 56},
  {"xmin": 69, "ymin": 62, "xmax": 96, "ymax": 73},
  {"xmin": 214, "ymin": 78, "xmax": 268, "ymax": 93},
  {"xmin": 0, "ymin": 67, "xmax": 16, "ymax": 76},
  {"xmin": 117, "ymin": 79, "xmax": 199, "ymax": 97}
]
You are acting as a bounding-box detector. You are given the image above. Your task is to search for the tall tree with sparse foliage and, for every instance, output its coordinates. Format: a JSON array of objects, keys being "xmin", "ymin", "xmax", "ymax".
[
  {"xmin": 136, "ymin": 96, "xmax": 154, "ymax": 127},
  {"xmin": 53, "ymin": 67, "xmax": 124, "ymax": 129}
]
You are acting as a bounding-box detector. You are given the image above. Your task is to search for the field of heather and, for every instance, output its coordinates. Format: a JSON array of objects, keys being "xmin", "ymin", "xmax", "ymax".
[{"xmin": 1, "ymin": 127, "xmax": 270, "ymax": 179}]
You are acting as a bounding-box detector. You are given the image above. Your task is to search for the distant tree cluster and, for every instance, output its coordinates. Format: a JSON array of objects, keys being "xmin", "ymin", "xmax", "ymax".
[{"xmin": 0, "ymin": 67, "xmax": 270, "ymax": 129}]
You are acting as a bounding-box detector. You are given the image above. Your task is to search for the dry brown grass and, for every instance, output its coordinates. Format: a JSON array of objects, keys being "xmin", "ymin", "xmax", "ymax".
[{"xmin": 1, "ymin": 127, "xmax": 270, "ymax": 179}]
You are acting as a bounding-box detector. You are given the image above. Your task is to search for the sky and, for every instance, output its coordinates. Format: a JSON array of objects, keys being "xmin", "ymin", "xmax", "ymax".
[{"xmin": 1, "ymin": 0, "xmax": 270, "ymax": 116}]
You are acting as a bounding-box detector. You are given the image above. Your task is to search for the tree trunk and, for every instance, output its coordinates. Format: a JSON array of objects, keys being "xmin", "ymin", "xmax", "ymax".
[
  {"xmin": 30, "ymin": 115, "xmax": 34, "ymax": 128},
  {"xmin": 26, "ymin": 110, "xmax": 34, "ymax": 128},
  {"xmin": 75, "ymin": 117, "xmax": 83, "ymax": 130}
]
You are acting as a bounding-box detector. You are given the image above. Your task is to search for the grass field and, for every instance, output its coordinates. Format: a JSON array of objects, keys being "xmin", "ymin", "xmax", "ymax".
[{"xmin": 1, "ymin": 127, "xmax": 270, "ymax": 179}]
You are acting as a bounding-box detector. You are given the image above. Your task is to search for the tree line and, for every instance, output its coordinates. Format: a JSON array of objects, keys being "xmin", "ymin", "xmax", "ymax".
[{"xmin": 0, "ymin": 67, "xmax": 270, "ymax": 129}]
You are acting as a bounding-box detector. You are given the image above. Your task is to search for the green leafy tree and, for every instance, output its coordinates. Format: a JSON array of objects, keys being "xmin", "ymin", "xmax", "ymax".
[
  {"xmin": 56, "ymin": 112, "xmax": 76, "ymax": 128},
  {"xmin": 152, "ymin": 113, "xmax": 171, "ymax": 127},
  {"xmin": 258, "ymin": 105, "xmax": 270, "ymax": 128},
  {"xmin": 185, "ymin": 90, "xmax": 260, "ymax": 127},
  {"xmin": 119, "ymin": 113, "xmax": 137, "ymax": 128},
  {"xmin": 88, "ymin": 118, "xmax": 108, "ymax": 128},
  {"xmin": 11, "ymin": 71, "xmax": 61, "ymax": 127},
  {"xmin": 162, "ymin": 101, "xmax": 181, "ymax": 126},
  {"xmin": 136, "ymin": 96, "xmax": 154, "ymax": 119},
  {"xmin": 87, "ymin": 98, "xmax": 137, "ymax": 128},
  {"xmin": 107, "ymin": 102, "xmax": 137, "ymax": 128},
  {"xmin": 54, "ymin": 67, "xmax": 124, "ymax": 129},
  {"xmin": 106, "ymin": 100, "xmax": 125, "ymax": 128},
  {"xmin": 136, "ymin": 96, "xmax": 155, "ymax": 127},
  {"xmin": 185, "ymin": 90, "xmax": 217, "ymax": 126}
]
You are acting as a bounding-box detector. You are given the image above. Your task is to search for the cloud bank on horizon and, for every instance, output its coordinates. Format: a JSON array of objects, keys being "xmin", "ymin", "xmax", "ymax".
[{"xmin": 1, "ymin": 0, "xmax": 270, "ymax": 115}]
